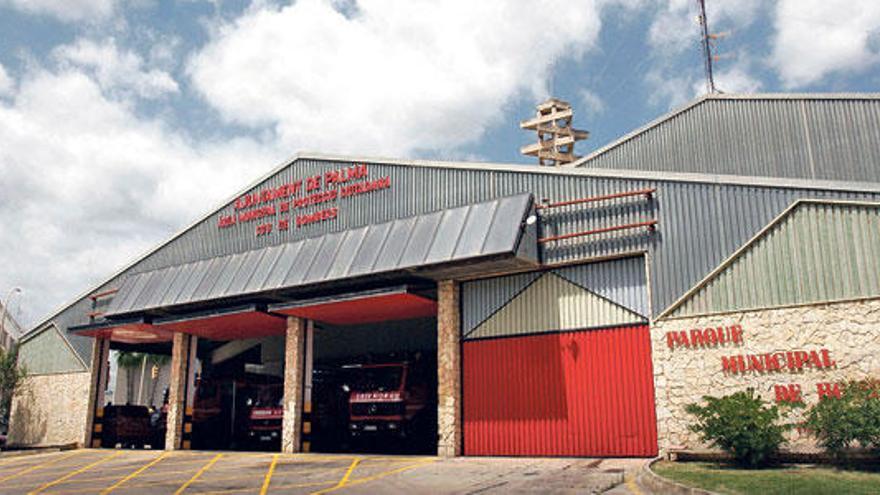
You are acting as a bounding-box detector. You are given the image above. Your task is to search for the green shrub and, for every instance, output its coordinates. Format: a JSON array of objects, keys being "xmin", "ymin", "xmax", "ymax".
[
  {"xmin": 803, "ymin": 378, "xmax": 880, "ymax": 458},
  {"xmin": 685, "ymin": 388, "xmax": 795, "ymax": 467}
]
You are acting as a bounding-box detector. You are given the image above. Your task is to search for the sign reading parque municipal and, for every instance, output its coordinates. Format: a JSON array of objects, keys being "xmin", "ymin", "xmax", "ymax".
[
  {"xmin": 665, "ymin": 324, "xmax": 843, "ymax": 404},
  {"xmin": 216, "ymin": 164, "xmax": 391, "ymax": 237}
]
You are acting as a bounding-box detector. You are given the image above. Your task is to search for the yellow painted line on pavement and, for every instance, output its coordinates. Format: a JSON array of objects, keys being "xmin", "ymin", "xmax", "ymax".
[
  {"xmin": 25, "ymin": 463, "xmax": 212, "ymax": 489},
  {"xmin": 198, "ymin": 479, "xmax": 337, "ymax": 495},
  {"xmin": 0, "ymin": 452, "xmax": 66, "ymax": 467},
  {"xmin": 336, "ymin": 459, "xmax": 436, "ymax": 492},
  {"xmin": 174, "ymin": 452, "xmax": 224, "ymax": 495},
  {"xmin": 310, "ymin": 457, "xmax": 361, "ymax": 495},
  {"xmin": 28, "ymin": 450, "xmax": 122, "ymax": 494},
  {"xmin": 0, "ymin": 451, "xmax": 83, "ymax": 483},
  {"xmin": 625, "ymin": 474, "xmax": 644, "ymax": 495},
  {"xmin": 259, "ymin": 454, "xmax": 280, "ymax": 495},
  {"xmin": 100, "ymin": 450, "xmax": 171, "ymax": 494}
]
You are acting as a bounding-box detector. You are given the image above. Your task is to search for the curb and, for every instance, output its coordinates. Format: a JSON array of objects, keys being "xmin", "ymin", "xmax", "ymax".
[
  {"xmin": 0, "ymin": 443, "xmax": 78, "ymax": 459},
  {"xmin": 636, "ymin": 458, "xmax": 718, "ymax": 495}
]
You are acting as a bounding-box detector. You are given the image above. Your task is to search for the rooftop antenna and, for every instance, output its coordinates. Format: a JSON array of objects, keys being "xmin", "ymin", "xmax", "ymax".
[{"xmin": 696, "ymin": 0, "xmax": 717, "ymax": 94}]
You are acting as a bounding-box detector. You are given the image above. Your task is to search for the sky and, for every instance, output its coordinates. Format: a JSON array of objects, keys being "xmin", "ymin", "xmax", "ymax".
[{"xmin": 1, "ymin": 0, "xmax": 879, "ymax": 329}]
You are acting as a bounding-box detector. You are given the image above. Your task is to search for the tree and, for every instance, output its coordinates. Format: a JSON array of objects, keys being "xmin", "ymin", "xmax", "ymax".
[
  {"xmin": 116, "ymin": 352, "xmax": 171, "ymax": 406},
  {"xmin": 0, "ymin": 345, "xmax": 27, "ymax": 434},
  {"xmin": 116, "ymin": 351, "xmax": 144, "ymax": 404}
]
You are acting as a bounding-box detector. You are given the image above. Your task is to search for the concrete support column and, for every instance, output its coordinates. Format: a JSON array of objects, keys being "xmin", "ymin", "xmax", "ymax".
[
  {"xmin": 84, "ymin": 337, "xmax": 110, "ymax": 448},
  {"xmin": 282, "ymin": 316, "xmax": 306, "ymax": 453},
  {"xmin": 437, "ymin": 280, "xmax": 462, "ymax": 457},
  {"xmin": 166, "ymin": 332, "xmax": 196, "ymax": 450}
]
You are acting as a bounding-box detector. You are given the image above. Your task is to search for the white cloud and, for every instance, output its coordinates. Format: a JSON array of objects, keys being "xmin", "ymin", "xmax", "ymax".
[
  {"xmin": 771, "ymin": 0, "xmax": 880, "ymax": 87},
  {"xmin": 713, "ymin": 62, "xmax": 763, "ymax": 94},
  {"xmin": 188, "ymin": 0, "xmax": 617, "ymax": 156},
  {"xmin": 645, "ymin": 69, "xmax": 698, "ymax": 109},
  {"xmin": 0, "ymin": 66, "xmax": 279, "ymax": 326},
  {"xmin": 53, "ymin": 38, "xmax": 179, "ymax": 99},
  {"xmin": 0, "ymin": 0, "xmax": 116, "ymax": 22},
  {"xmin": 0, "ymin": 64, "xmax": 13, "ymax": 97},
  {"xmin": 580, "ymin": 88, "xmax": 606, "ymax": 116},
  {"xmin": 645, "ymin": 0, "xmax": 764, "ymax": 107},
  {"xmin": 649, "ymin": 0, "xmax": 762, "ymax": 54}
]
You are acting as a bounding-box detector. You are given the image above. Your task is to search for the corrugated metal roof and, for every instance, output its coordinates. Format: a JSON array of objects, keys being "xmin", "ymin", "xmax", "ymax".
[
  {"xmin": 105, "ymin": 193, "xmax": 537, "ymax": 317},
  {"xmin": 575, "ymin": 94, "xmax": 880, "ymax": 184},
  {"xmin": 665, "ymin": 200, "xmax": 880, "ymax": 318}
]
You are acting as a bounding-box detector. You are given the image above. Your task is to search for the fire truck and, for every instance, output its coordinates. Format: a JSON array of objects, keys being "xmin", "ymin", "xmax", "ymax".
[
  {"xmin": 344, "ymin": 360, "xmax": 435, "ymax": 448},
  {"xmin": 246, "ymin": 383, "xmax": 284, "ymax": 448}
]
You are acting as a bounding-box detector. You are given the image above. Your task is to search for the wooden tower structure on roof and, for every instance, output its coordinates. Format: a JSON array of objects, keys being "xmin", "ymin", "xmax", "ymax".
[{"xmin": 520, "ymin": 98, "xmax": 588, "ymax": 166}]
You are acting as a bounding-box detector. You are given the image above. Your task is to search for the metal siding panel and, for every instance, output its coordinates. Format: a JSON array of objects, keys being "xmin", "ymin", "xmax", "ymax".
[
  {"xmin": 463, "ymin": 326, "xmax": 657, "ymax": 456},
  {"xmin": 453, "ymin": 201, "xmax": 498, "ymax": 258},
  {"xmin": 482, "ymin": 194, "xmax": 529, "ymax": 254},
  {"xmin": 163, "ymin": 262, "xmax": 198, "ymax": 306},
  {"xmin": 805, "ymin": 100, "xmax": 880, "ymax": 182},
  {"xmin": 284, "ymin": 237, "xmax": 324, "ymax": 286},
  {"xmin": 190, "ymin": 256, "xmax": 231, "ymax": 302},
  {"xmin": 53, "ymin": 152, "xmax": 880, "ymax": 340},
  {"xmin": 244, "ymin": 244, "xmax": 285, "ymax": 293},
  {"xmin": 263, "ymin": 241, "xmax": 304, "ymax": 290},
  {"xmin": 348, "ymin": 222, "xmax": 393, "ymax": 276},
  {"xmin": 105, "ymin": 275, "xmax": 139, "ymax": 315},
  {"xmin": 129, "ymin": 271, "xmax": 164, "ymax": 312},
  {"xmin": 174, "ymin": 260, "xmax": 211, "ymax": 305},
  {"xmin": 207, "ymin": 252, "xmax": 248, "ymax": 299},
  {"xmin": 141, "ymin": 266, "xmax": 183, "ymax": 309},
  {"xmin": 461, "ymin": 272, "xmax": 541, "ymax": 335},
  {"xmin": 424, "ymin": 206, "xmax": 470, "ymax": 264},
  {"xmin": 326, "ymin": 227, "xmax": 369, "ymax": 280},
  {"xmin": 373, "ymin": 217, "xmax": 416, "ymax": 272},
  {"xmin": 466, "ymin": 273, "xmax": 643, "ymax": 340},
  {"xmin": 18, "ymin": 327, "xmax": 88, "ymax": 374},
  {"xmin": 671, "ymin": 202, "xmax": 880, "ymax": 317},
  {"xmin": 110, "ymin": 273, "xmax": 149, "ymax": 314},
  {"xmin": 227, "ymin": 249, "xmax": 266, "ymax": 295},
  {"xmin": 399, "ymin": 211, "xmax": 444, "ymax": 267},
  {"xmin": 554, "ymin": 256, "xmax": 648, "ymax": 317},
  {"xmin": 305, "ymin": 231, "xmax": 344, "ymax": 283}
]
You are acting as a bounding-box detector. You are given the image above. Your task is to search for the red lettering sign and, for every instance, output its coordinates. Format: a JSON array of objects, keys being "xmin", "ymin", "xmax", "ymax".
[
  {"xmin": 774, "ymin": 384, "xmax": 803, "ymax": 403},
  {"xmin": 217, "ymin": 164, "xmax": 392, "ymax": 237},
  {"xmin": 665, "ymin": 325, "xmax": 744, "ymax": 349},
  {"xmin": 721, "ymin": 348, "xmax": 835, "ymax": 375},
  {"xmin": 816, "ymin": 382, "xmax": 842, "ymax": 400}
]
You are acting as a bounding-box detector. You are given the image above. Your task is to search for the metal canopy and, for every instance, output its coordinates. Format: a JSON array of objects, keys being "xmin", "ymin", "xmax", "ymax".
[
  {"xmin": 270, "ymin": 286, "xmax": 437, "ymax": 325},
  {"xmin": 70, "ymin": 317, "xmax": 173, "ymax": 345},
  {"xmin": 105, "ymin": 193, "xmax": 537, "ymax": 318},
  {"xmin": 153, "ymin": 304, "xmax": 287, "ymax": 341}
]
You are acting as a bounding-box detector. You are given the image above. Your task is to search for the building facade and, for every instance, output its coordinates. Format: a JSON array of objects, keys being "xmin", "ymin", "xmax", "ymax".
[
  {"xmin": 10, "ymin": 94, "xmax": 880, "ymax": 456},
  {"xmin": 0, "ymin": 301, "xmax": 22, "ymax": 353}
]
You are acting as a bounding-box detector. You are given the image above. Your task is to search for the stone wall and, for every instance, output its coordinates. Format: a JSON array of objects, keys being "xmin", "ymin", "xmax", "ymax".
[
  {"xmin": 8, "ymin": 372, "xmax": 91, "ymax": 447},
  {"xmin": 652, "ymin": 298, "xmax": 880, "ymax": 453},
  {"xmin": 437, "ymin": 280, "xmax": 461, "ymax": 457}
]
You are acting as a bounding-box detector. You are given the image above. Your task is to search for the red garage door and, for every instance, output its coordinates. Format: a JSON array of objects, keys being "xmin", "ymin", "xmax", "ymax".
[{"xmin": 463, "ymin": 325, "xmax": 657, "ymax": 457}]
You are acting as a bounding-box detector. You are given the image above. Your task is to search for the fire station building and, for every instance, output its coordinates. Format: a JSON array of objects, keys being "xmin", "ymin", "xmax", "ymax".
[{"xmin": 9, "ymin": 94, "xmax": 880, "ymax": 457}]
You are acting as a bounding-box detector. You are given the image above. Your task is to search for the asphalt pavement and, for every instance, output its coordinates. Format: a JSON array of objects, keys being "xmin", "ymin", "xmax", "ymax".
[{"xmin": 0, "ymin": 449, "xmax": 647, "ymax": 494}]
